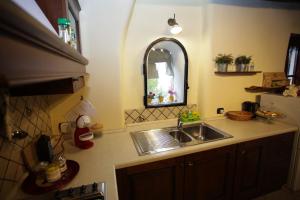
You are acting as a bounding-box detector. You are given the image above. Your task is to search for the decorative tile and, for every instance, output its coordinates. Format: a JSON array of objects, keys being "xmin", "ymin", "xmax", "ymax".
[
  {"xmin": 130, "ymin": 110, "xmax": 140, "ymax": 120},
  {"xmin": 153, "ymin": 109, "xmax": 161, "ymax": 118},
  {"xmin": 0, "ymin": 181, "xmax": 16, "ymax": 199},
  {"xmin": 5, "ymin": 161, "xmax": 18, "ymax": 181},
  {"xmin": 125, "ymin": 117, "xmax": 135, "ymax": 124},
  {"xmin": 0, "ymin": 158, "xmax": 9, "ymax": 178},
  {"xmin": 0, "ymin": 95, "xmax": 53, "ymax": 194},
  {"xmin": 141, "ymin": 110, "xmax": 151, "ymax": 119},
  {"xmin": 15, "ymin": 98, "xmax": 25, "ymax": 114},
  {"xmin": 10, "ymin": 145, "xmax": 22, "ymax": 164},
  {"xmin": 20, "ymin": 118, "xmax": 30, "ymax": 133},
  {"xmin": 124, "ymin": 104, "xmax": 197, "ymax": 124},
  {"xmin": 0, "ymin": 141, "xmax": 14, "ymax": 159}
]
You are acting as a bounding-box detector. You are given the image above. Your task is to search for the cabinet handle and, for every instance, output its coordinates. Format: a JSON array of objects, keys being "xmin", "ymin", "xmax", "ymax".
[
  {"xmin": 241, "ymin": 150, "xmax": 246, "ymax": 155},
  {"xmin": 187, "ymin": 162, "xmax": 194, "ymax": 166}
]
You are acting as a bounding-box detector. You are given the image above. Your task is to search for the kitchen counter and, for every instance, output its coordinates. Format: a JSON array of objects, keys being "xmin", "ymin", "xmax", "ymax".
[{"xmin": 61, "ymin": 118, "xmax": 298, "ymax": 200}]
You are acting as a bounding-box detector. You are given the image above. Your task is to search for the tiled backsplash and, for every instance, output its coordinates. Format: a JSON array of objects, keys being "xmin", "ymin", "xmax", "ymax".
[
  {"xmin": 125, "ymin": 104, "xmax": 197, "ymax": 124},
  {"xmin": 0, "ymin": 95, "xmax": 52, "ymax": 197}
]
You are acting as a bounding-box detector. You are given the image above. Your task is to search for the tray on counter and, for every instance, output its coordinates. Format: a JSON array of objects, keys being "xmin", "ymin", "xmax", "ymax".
[{"xmin": 22, "ymin": 160, "xmax": 80, "ymax": 195}]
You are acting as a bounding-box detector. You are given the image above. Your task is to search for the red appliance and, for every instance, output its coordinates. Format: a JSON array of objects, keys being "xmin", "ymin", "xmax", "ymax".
[{"xmin": 74, "ymin": 115, "xmax": 94, "ymax": 149}]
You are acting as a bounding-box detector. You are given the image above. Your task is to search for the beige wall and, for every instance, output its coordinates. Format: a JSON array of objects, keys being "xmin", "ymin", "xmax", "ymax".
[
  {"xmin": 122, "ymin": 1, "xmax": 203, "ymax": 109},
  {"xmin": 50, "ymin": 1, "xmax": 300, "ymax": 131},
  {"xmin": 200, "ymin": 4, "xmax": 300, "ymax": 118}
]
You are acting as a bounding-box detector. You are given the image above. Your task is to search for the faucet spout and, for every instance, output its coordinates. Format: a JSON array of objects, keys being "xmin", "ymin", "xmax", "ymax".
[{"xmin": 177, "ymin": 114, "xmax": 183, "ymax": 130}]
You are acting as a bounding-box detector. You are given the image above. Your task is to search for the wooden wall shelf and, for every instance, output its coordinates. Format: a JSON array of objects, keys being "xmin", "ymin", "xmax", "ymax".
[
  {"xmin": 0, "ymin": 1, "xmax": 88, "ymax": 89},
  {"xmin": 215, "ymin": 71, "xmax": 262, "ymax": 76}
]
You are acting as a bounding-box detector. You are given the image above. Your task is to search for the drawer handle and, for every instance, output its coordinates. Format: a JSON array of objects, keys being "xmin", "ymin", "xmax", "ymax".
[
  {"xmin": 241, "ymin": 150, "xmax": 246, "ymax": 155},
  {"xmin": 187, "ymin": 162, "xmax": 194, "ymax": 166}
]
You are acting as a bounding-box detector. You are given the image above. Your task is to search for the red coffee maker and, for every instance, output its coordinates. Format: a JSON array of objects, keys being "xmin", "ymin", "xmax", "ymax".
[{"xmin": 74, "ymin": 115, "xmax": 94, "ymax": 149}]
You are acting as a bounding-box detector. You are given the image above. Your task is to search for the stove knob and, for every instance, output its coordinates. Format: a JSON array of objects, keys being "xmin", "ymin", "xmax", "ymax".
[
  {"xmin": 68, "ymin": 188, "xmax": 74, "ymax": 197},
  {"xmin": 92, "ymin": 182, "xmax": 98, "ymax": 192},
  {"xmin": 80, "ymin": 185, "xmax": 87, "ymax": 194}
]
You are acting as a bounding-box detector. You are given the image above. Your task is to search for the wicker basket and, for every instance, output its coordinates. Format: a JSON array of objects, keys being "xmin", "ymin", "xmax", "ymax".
[{"xmin": 226, "ymin": 111, "xmax": 253, "ymax": 121}]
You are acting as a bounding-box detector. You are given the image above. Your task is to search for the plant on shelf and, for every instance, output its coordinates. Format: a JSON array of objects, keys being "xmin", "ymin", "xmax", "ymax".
[
  {"xmin": 235, "ymin": 55, "xmax": 252, "ymax": 72},
  {"xmin": 214, "ymin": 54, "xmax": 233, "ymax": 72},
  {"xmin": 147, "ymin": 92, "xmax": 155, "ymax": 104}
]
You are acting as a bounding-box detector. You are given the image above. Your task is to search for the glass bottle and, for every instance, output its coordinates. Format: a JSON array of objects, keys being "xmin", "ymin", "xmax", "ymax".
[{"xmin": 57, "ymin": 18, "xmax": 70, "ymax": 44}]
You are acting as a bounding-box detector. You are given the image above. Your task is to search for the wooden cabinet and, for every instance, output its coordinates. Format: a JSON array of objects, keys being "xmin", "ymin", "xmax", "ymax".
[
  {"xmin": 233, "ymin": 139, "xmax": 265, "ymax": 200},
  {"xmin": 184, "ymin": 145, "xmax": 236, "ymax": 200},
  {"xmin": 116, "ymin": 146, "xmax": 236, "ymax": 200},
  {"xmin": 234, "ymin": 132, "xmax": 294, "ymax": 200},
  {"xmin": 116, "ymin": 132, "xmax": 295, "ymax": 200},
  {"xmin": 36, "ymin": 0, "xmax": 82, "ymax": 52},
  {"xmin": 116, "ymin": 157, "xmax": 184, "ymax": 200},
  {"xmin": 0, "ymin": 1, "xmax": 87, "ymax": 94},
  {"xmin": 261, "ymin": 132, "xmax": 294, "ymax": 194}
]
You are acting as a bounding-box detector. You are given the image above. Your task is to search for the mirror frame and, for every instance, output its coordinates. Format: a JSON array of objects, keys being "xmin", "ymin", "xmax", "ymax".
[{"xmin": 143, "ymin": 37, "xmax": 189, "ymax": 108}]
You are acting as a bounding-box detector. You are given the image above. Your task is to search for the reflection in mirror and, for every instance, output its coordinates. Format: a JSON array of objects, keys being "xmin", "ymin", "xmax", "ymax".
[{"xmin": 143, "ymin": 38, "xmax": 188, "ymax": 108}]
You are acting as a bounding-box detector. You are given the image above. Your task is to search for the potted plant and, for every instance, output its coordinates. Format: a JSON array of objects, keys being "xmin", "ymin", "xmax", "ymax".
[
  {"xmin": 158, "ymin": 93, "xmax": 164, "ymax": 103},
  {"xmin": 214, "ymin": 54, "xmax": 233, "ymax": 72},
  {"xmin": 147, "ymin": 92, "xmax": 155, "ymax": 104},
  {"xmin": 168, "ymin": 90, "xmax": 176, "ymax": 102},
  {"xmin": 235, "ymin": 55, "xmax": 252, "ymax": 72}
]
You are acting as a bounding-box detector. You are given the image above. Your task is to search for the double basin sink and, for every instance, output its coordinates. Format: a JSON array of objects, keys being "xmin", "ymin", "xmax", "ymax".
[{"xmin": 131, "ymin": 123, "xmax": 233, "ymax": 155}]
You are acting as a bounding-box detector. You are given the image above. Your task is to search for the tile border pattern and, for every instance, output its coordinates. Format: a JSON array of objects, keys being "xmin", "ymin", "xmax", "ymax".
[{"xmin": 125, "ymin": 104, "xmax": 197, "ymax": 124}]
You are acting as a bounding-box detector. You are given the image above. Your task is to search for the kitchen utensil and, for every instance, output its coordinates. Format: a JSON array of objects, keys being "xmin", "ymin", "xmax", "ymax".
[
  {"xmin": 226, "ymin": 111, "xmax": 253, "ymax": 121},
  {"xmin": 242, "ymin": 101, "xmax": 260, "ymax": 114}
]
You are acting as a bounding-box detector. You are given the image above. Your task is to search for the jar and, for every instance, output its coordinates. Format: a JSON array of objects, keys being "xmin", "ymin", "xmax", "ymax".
[
  {"xmin": 57, "ymin": 155, "xmax": 68, "ymax": 173},
  {"xmin": 45, "ymin": 163, "xmax": 61, "ymax": 182},
  {"xmin": 57, "ymin": 18, "xmax": 70, "ymax": 44}
]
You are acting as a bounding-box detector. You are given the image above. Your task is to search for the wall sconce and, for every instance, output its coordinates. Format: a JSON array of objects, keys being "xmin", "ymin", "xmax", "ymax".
[{"xmin": 167, "ymin": 14, "xmax": 182, "ymax": 35}]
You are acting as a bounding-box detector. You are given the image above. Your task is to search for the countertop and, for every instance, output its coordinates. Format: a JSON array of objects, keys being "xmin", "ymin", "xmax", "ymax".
[
  {"xmin": 15, "ymin": 117, "xmax": 298, "ymax": 200},
  {"xmin": 63, "ymin": 118, "xmax": 298, "ymax": 200}
]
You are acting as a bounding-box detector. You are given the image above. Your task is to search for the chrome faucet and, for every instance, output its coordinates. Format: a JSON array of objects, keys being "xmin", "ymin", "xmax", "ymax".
[
  {"xmin": 177, "ymin": 114, "xmax": 183, "ymax": 130},
  {"xmin": 199, "ymin": 122, "xmax": 205, "ymax": 140}
]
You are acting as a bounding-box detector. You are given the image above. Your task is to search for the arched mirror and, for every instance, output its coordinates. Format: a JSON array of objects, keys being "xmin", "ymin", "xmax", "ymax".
[{"xmin": 143, "ymin": 37, "xmax": 188, "ymax": 108}]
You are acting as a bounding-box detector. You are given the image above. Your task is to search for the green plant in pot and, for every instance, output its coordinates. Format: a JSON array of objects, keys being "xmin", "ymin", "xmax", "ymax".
[
  {"xmin": 235, "ymin": 55, "xmax": 252, "ymax": 72},
  {"xmin": 214, "ymin": 54, "xmax": 233, "ymax": 72}
]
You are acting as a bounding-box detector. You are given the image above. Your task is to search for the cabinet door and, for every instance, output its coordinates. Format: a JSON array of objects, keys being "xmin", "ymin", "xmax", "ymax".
[
  {"xmin": 184, "ymin": 145, "xmax": 236, "ymax": 200},
  {"xmin": 116, "ymin": 157, "xmax": 184, "ymax": 200},
  {"xmin": 261, "ymin": 132, "xmax": 294, "ymax": 194},
  {"xmin": 233, "ymin": 139, "xmax": 265, "ymax": 200}
]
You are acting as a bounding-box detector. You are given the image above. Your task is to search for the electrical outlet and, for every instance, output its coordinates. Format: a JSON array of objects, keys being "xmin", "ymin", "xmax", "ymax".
[
  {"xmin": 59, "ymin": 122, "xmax": 72, "ymax": 134},
  {"xmin": 217, "ymin": 108, "xmax": 224, "ymax": 114}
]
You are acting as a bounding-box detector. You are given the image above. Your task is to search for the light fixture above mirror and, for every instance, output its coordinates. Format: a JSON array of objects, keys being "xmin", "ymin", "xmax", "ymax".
[{"xmin": 168, "ymin": 14, "xmax": 182, "ymax": 35}]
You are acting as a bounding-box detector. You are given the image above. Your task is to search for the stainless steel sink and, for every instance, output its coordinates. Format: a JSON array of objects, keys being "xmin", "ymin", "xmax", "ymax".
[
  {"xmin": 183, "ymin": 123, "xmax": 233, "ymax": 143},
  {"xmin": 169, "ymin": 130, "xmax": 193, "ymax": 143},
  {"xmin": 131, "ymin": 123, "xmax": 232, "ymax": 156}
]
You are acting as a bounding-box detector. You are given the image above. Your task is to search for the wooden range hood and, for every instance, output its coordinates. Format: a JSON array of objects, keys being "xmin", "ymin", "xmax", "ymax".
[{"xmin": 0, "ymin": 1, "xmax": 88, "ymax": 95}]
